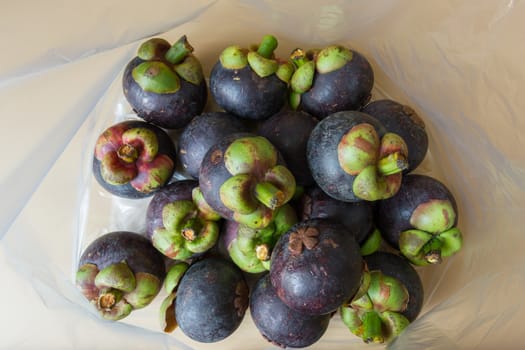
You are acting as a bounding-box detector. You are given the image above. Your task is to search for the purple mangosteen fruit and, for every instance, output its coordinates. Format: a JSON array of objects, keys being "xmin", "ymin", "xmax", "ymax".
[
  {"xmin": 270, "ymin": 218, "xmax": 363, "ymax": 316},
  {"xmin": 122, "ymin": 36, "xmax": 207, "ymax": 129},
  {"xmin": 92, "ymin": 120, "xmax": 177, "ymax": 199},
  {"xmin": 178, "ymin": 112, "xmax": 251, "ymax": 179},
  {"xmin": 289, "ymin": 45, "xmax": 374, "ymax": 118},
  {"xmin": 146, "ymin": 180, "xmax": 222, "ymax": 261},
  {"xmin": 307, "ymin": 110, "xmax": 409, "ymax": 202},
  {"xmin": 174, "ymin": 257, "xmax": 249, "ymax": 343},
  {"xmin": 222, "ymin": 203, "xmax": 298, "ymax": 273},
  {"xmin": 376, "ymin": 174, "xmax": 463, "ymax": 266},
  {"xmin": 250, "ymin": 273, "xmax": 331, "ymax": 348},
  {"xmin": 362, "ymin": 99, "xmax": 428, "ymax": 173},
  {"xmin": 257, "ymin": 109, "xmax": 319, "ymax": 186},
  {"xmin": 340, "ymin": 252, "xmax": 424, "ymax": 344},
  {"xmin": 76, "ymin": 231, "xmax": 166, "ymax": 321},
  {"xmin": 209, "ymin": 35, "xmax": 294, "ymax": 120},
  {"xmin": 199, "ymin": 133, "xmax": 296, "ymax": 229}
]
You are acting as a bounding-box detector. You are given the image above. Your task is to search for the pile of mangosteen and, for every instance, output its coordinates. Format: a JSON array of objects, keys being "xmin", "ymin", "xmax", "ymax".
[{"xmin": 78, "ymin": 34, "xmax": 464, "ymax": 347}]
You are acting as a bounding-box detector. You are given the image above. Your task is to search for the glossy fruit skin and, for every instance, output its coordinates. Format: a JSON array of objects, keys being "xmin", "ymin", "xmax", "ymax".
[
  {"xmin": 375, "ymin": 174, "xmax": 458, "ymax": 250},
  {"xmin": 250, "ymin": 273, "xmax": 331, "ymax": 348},
  {"xmin": 300, "ymin": 50, "xmax": 374, "ymax": 119},
  {"xmin": 178, "ymin": 112, "xmax": 251, "ymax": 179},
  {"xmin": 92, "ymin": 120, "xmax": 177, "ymax": 199},
  {"xmin": 362, "ymin": 99, "xmax": 428, "ymax": 173},
  {"xmin": 297, "ymin": 186, "xmax": 375, "ymax": 244},
  {"xmin": 258, "ymin": 109, "xmax": 319, "ymax": 186},
  {"xmin": 364, "ymin": 252, "xmax": 424, "ymax": 322},
  {"xmin": 306, "ymin": 111, "xmax": 386, "ymax": 202},
  {"xmin": 123, "ymin": 57, "xmax": 207, "ymax": 129},
  {"xmin": 79, "ymin": 231, "xmax": 166, "ymax": 282},
  {"xmin": 210, "ymin": 63, "xmax": 287, "ymax": 120},
  {"xmin": 270, "ymin": 219, "xmax": 363, "ymax": 316},
  {"xmin": 175, "ymin": 257, "xmax": 249, "ymax": 343}
]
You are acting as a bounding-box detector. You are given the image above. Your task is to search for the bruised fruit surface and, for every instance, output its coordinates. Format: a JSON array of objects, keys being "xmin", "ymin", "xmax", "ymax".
[
  {"xmin": 376, "ymin": 174, "xmax": 463, "ymax": 266},
  {"xmin": 76, "ymin": 231, "xmax": 166, "ymax": 321},
  {"xmin": 270, "ymin": 219, "xmax": 363, "ymax": 315},
  {"xmin": 122, "ymin": 36, "xmax": 207, "ymax": 129},
  {"xmin": 92, "ymin": 120, "xmax": 176, "ymax": 199},
  {"xmin": 250, "ymin": 273, "xmax": 331, "ymax": 348},
  {"xmin": 146, "ymin": 180, "xmax": 221, "ymax": 260},
  {"xmin": 175, "ymin": 257, "xmax": 249, "ymax": 343}
]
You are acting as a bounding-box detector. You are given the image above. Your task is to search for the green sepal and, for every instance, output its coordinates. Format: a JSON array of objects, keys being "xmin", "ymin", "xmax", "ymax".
[
  {"xmin": 159, "ymin": 292, "xmax": 178, "ymax": 333},
  {"xmin": 440, "ymin": 227, "xmax": 463, "ymax": 258},
  {"xmin": 174, "ymin": 54, "xmax": 204, "ymax": 85},
  {"xmin": 94, "ymin": 262, "xmax": 136, "ymax": 293},
  {"xmin": 220, "ymin": 45, "xmax": 248, "ymax": 69},
  {"xmin": 399, "ymin": 229, "xmax": 434, "ymax": 266},
  {"xmin": 233, "ymin": 205, "xmax": 275, "ymax": 229},
  {"xmin": 276, "ymin": 61, "xmax": 295, "ymax": 83},
  {"xmin": 340, "ymin": 306, "xmax": 363, "ymax": 336},
  {"xmin": 315, "ymin": 45, "xmax": 353, "ymax": 74},
  {"xmin": 338, "ymin": 123, "xmax": 379, "ymax": 176},
  {"xmin": 164, "ymin": 262, "xmax": 189, "ymax": 294},
  {"xmin": 353, "ymin": 165, "xmax": 399, "ymax": 201},
  {"xmin": 379, "ymin": 311, "xmax": 410, "ymax": 342},
  {"xmin": 192, "ymin": 187, "xmax": 222, "ymax": 221},
  {"xmin": 76, "ymin": 263, "xmax": 99, "ymax": 301},
  {"xmin": 122, "ymin": 127, "xmax": 159, "ymax": 162},
  {"xmin": 100, "ymin": 299, "xmax": 133, "ymax": 321},
  {"xmin": 247, "ymin": 51, "xmax": 279, "ymax": 78},
  {"xmin": 289, "ymin": 91, "xmax": 301, "ymax": 110},
  {"xmin": 219, "ymin": 174, "xmax": 258, "ymax": 214},
  {"xmin": 224, "ymin": 136, "xmax": 278, "ymax": 176},
  {"xmin": 367, "ymin": 271, "xmax": 409, "ymax": 313},
  {"xmin": 132, "ymin": 61, "xmax": 181, "ymax": 94},
  {"xmin": 264, "ymin": 165, "xmax": 297, "ymax": 207},
  {"xmin": 410, "ymin": 199, "xmax": 457, "ymax": 233},
  {"xmin": 123, "ymin": 272, "xmax": 162, "ymax": 309},
  {"xmin": 100, "ymin": 152, "xmax": 137, "ymax": 185},
  {"xmin": 137, "ymin": 38, "xmax": 171, "ymax": 61},
  {"xmin": 290, "ymin": 60, "xmax": 315, "ymax": 93},
  {"xmin": 360, "ymin": 228, "xmax": 382, "ymax": 256},
  {"xmin": 184, "ymin": 220, "xmax": 220, "ymax": 253}
]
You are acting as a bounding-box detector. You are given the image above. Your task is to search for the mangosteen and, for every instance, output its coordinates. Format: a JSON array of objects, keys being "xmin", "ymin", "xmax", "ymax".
[
  {"xmin": 270, "ymin": 219, "xmax": 363, "ymax": 315},
  {"xmin": 76, "ymin": 231, "xmax": 166, "ymax": 321},
  {"xmin": 222, "ymin": 203, "xmax": 298, "ymax": 273},
  {"xmin": 92, "ymin": 120, "xmax": 177, "ymax": 199},
  {"xmin": 340, "ymin": 252, "xmax": 424, "ymax": 343},
  {"xmin": 289, "ymin": 45, "xmax": 374, "ymax": 118},
  {"xmin": 250, "ymin": 273, "xmax": 331, "ymax": 348},
  {"xmin": 122, "ymin": 35, "xmax": 207, "ymax": 129},
  {"xmin": 178, "ymin": 112, "xmax": 251, "ymax": 179},
  {"xmin": 146, "ymin": 180, "xmax": 222, "ymax": 261},
  {"xmin": 209, "ymin": 34, "xmax": 294, "ymax": 120},
  {"xmin": 257, "ymin": 109, "xmax": 319, "ymax": 186},
  {"xmin": 307, "ymin": 110, "xmax": 409, "ymax": 202},
  {"xmin": 199, "ymin": 133, "xmax": 296, "ymax": 229},
  {"xmin": 376, "ymin": 174, "xmax": 463, "ymax": 266},
  {"xmin": 362, "ymin": 99, "xmax": 428, "ymax": 173},
  {"xmin": 174, "ymin": 257, "xmax": 249, "ymax": 343}
]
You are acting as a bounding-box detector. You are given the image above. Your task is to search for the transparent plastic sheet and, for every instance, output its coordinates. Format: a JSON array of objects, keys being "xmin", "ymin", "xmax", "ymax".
[{"xmin": 1, "ymin": 0, "xmax": 524, "ymax": 349}]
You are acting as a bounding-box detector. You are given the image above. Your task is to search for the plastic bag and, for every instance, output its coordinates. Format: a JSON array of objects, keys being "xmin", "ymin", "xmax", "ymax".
[{"xmin": 1, "ymin": 0, "xmax": 524, "ymax": 349}]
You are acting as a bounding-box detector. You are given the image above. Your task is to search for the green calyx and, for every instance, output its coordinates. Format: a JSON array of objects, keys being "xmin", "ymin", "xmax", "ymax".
[
  {"xmin": 360, "ymin": 227, "xmax": 382, "ymax": 256},
  {"xmin": 137, "ymin": 38, "xmax": 171, "ymax": 61},
  {"xmin": 122, "ymin": 127, "xmax": 159, "ymax": 162},
  {"xmin": 290, "ymin": 48, "xmax": 315, "ymax": 94},
  {"xmin": 94, "ymin": 261, "xmax": 136, "ymax": 293},
  {"xmin": 132, "ymin": 61, "xmax": 181, "ymax": 94},
  {"xmin": 174, "ymin": 54, "xmax": 204, "ymax": 85},
  {"xmin": 315, "ymin": 45, "xmax": 353, "ymax": 74},
  {"xmin": 192, "ymin": 187, "xmax": 222, "ymax": 221},
  {"xmin": 398, "ymin": 199, "xmax": 463, "ymax": 265},
  {"xmin": 122, "ymin": 272, "xmax": 162, "ymax": 309},
  {"xmin": 337, "ymin": 124, "xmax": 408, "ymax": 201},
  {"xmin": 164, "ymin": 262, "xmax": 189, "ymax": 294},
  {"xmin": 152, "ymin": 200, "xmax": 220, "ymax": 260},
  {"xmin": 229, "ymin": 204, "xmax": 297, "ymax": 273},
  {"xmin": 220, "ymin": 174, "xmax": 259, "ymax": 214},
  {"xmin": 159, "ymin": 262, "xmax": 189, "ymax": 333},
  {"xmin": 399, "ymin": 227, "xmax": 463, "ymax": 266},
  {"xmin": 233, "ymin": 205, "xmax": 275, "ymax": 229},
  {"xmin": 220, "ymin": 45, "xmax": 249, "ymax": 69},
  {"xmin": 224, "ymin": 136, "xmax": 278, "ymax": 176},
  {"xmin": 341, "ymin": 270, "xmax": 411, "ymax": 343},
  {"xmin": 247, "ymin": 51, "xmax": 279, "ymax": 78}
]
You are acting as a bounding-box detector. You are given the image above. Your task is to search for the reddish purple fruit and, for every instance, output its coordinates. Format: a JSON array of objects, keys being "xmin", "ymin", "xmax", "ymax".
[
  {"xmin": 376, "ymin": 174, "xmax": 463, "ymax": 266},
  {"xmin": 270, "ymin": 219, "xmax": 363, "ymax": 315},
  {"xmin": 92, "ymin": 120, "xmax": 177, "ymax": 199},
  {"xmin": 76, "ymin": 231, "xmax": 166, "ymax": 321},
  {"xmin": 122, "ymin": 36, "xmax": 207, "ymax": 129},
  {"xmin": 250, "ymin": 273, "xmax": 331, "ymax": 348}
]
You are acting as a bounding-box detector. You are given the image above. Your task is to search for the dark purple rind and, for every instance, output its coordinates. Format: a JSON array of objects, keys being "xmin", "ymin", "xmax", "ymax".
[
  {"xmin": 364, "ymin": 252, "xmax": 424, "ymax": 322},
  {"xmin": 306, "ymin": 111, "xmax": 386, "ymax": 202},
  {"xmin": 250, "ymin": 273, "xmax": 331, "ymax": 348},
  {"xmin": 300, "ymin": 50, "xmax": 374, "ymax": 119},
  {"xmin": 175, "ymin": 257, "xmax": 248, "ymax": 343},
  {"xmin": 178, "ymin": 112, "xmax": 251, "ymax": 179},
  {"xmin": 362, "ymin": 99, "xmax": 428, "ymax": 173},
  {"xmin": 209, "ymin": 63, "xmax": 287, "ymax": 120},
  {"xmin": 92, "ymin": 120, "xmax": 177, "ymax": 199},
  {"xmin": 297, "ymin": 186, "xmax": 375, "ymax": 244},
  {"xmin": 122, "ymin": 57, "xmax": 207, "ymax": 129},
  {"xmin": 270, "ymin": 219, "xmax": 363, "ymax": 316},
  {"xmin": 375, "ymin": 174, "xmax": 458, "ymax": 250},
  {"xmin": 258, "ymin": 109, "xmax": 319, "ymax": 186},
  {"xmin": 145, "ymin": 180, "xmax": 198, "ymax": 240},
  {"xmin": 78, "ymin": 231, "xmax": 166, "ymax": 281}
]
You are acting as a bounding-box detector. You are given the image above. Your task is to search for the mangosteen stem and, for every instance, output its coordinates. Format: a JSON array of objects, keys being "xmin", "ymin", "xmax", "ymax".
[
  {"xmin": 423, "ymin": 237, "xmax": 443, "ymax": 264},
  {"xmin": 362, "ymin": 311, "xmax": 384, "ymax": 344},
  {"xmin": 256, "ymin": 35, "xmax": 278, "ymax": 59},
  {"xmin": 290, "ymin": 48, "xmax": 309, "ymax": 67},
  {"xmin": 377, "ymin": 152, "xmax": 408, "ymax": 176},
  {"xmin": 180, "ymin": 217, "xmax": 203, "ymax": 241},
  {"xmin": 165, "ymin": 35, "xmax": 194, "ymax": 64},
  {"xmin": 254, "ymin": 181, "xmax": 285, "ymax": 210},
  {"xmin": 117, "ymin": 144, "xmax": 139, "ymax": 163},
  {"xmin": 255, "ymin": 243, "xmax": 270, "ymax": 261},
  {"xmin": 98, "ymin": 288, "xmax": 123, "ymax": 310}
]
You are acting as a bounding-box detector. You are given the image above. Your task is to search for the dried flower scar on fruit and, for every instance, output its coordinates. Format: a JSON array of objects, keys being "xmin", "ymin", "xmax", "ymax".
[
  {"xmin": 76, "ymin": 231, "xmax": 166, "ymax": 321},
  {"xmin": 122, "ymin": 35, "xmax": 207, "ymax": 129}
]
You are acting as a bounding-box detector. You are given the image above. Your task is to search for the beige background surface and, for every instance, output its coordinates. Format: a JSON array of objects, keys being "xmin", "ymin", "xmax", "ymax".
[{"xmin": 1, "ymin": 1, "xmax": 524, "ymax": 349}]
